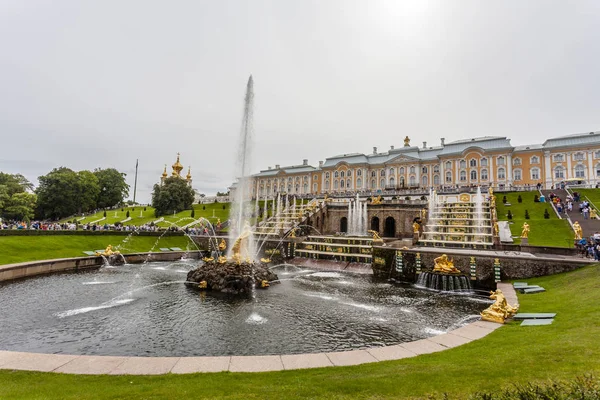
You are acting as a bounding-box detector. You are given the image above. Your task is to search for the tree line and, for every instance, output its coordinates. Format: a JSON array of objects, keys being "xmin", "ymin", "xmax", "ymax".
[{"xmin": 0, "ymin": 167, "xmax": 129, "ymax": 221}]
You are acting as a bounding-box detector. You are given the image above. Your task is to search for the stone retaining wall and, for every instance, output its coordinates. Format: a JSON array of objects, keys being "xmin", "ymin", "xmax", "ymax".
[{"xmin": 372, "ymin": 247, "xmax": 589, "ymax": 289}]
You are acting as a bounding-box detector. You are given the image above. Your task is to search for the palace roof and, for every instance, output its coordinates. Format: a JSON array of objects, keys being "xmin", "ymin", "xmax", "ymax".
[{"xmin": 543, "ymin": 131, "xmax": 600, "ymax": 149}]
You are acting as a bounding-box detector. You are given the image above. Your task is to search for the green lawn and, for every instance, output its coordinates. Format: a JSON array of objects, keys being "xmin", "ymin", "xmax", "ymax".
[
  {"xmin": 0, "ymin": 263, "xmax": 599, "ymax": 399},
  {"xmin": 0, "ymin": 235, "xmax": 197, "ymax": 265},
  {"xmin": 495, "ymin": 191, "xmax": 574, "ymax": 247},
  {"xmin": 574, "ymin": 188, "xmax": 600, "ymax": 209}
]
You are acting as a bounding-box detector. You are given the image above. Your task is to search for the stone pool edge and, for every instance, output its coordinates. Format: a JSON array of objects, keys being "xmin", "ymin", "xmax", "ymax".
[{"xmin": 0, "ymin": 284, "xmax": 515, "ymax": 375}]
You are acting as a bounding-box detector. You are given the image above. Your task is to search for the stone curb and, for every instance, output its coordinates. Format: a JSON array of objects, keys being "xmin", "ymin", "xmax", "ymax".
[{"xmin": 0, "ymin": 285, "xmax": 515, "ymax": 375}]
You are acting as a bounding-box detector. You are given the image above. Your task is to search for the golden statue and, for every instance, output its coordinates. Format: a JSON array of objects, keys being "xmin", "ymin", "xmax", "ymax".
[
  {"xmin": 403, "ymin": 136, "xmax": 410, "ymax": 147},
  {"xmin": 493, "ymin": 221, "xmax": 499, "ymax": 236},
  {"xmin": 521, "ymin": 222, "xmax": 530, "ymax": 239},
  {"xmin": 202, "ymin": 256, "xmax": 214, "ymax": 262},
  {"xmin": 421, "ymin": 208, "xmax": 427, "ymax": 219},
  {"xmin": 480, "ymin": 289, "xmax": 519, "ymax": 324},
  {"xmin": 573, "ymin": 221, "xmax": 583, "ymax": 240},
  {"xmin": 198, "ymin": 281, "xmax": 207, "ymax": 289},
  {"xmin": 231, "ymin": 221, "xmax": 252, "ymax": 259},
  {"xmin": 412, "ymin": 221, "xmax": 420, "ymax": 233},
  {"xmin": 371, "ymin": 195, "xmax": 382, "ymax": 205},
  {"xmin": 591, "ymin": 209, "xmax": 598, "ymax": 219},
  {"xmin": 289, "ymin": 228, "xmax": 297, "ymax": 238},
  {"xmin": 260, "ymin": 280, "xmax": 270, "ymax": 288},
  {"xmin": 218, "ymin": 239, "xmax": 226, "ymax": 251},
  {"xmin": 260, "ymin": 258, "xmax": 271, "ymax": 263},
  {"xmin": 367, "ymin": 230, "xmax": 384, "ymax": 244},
  {"xmin": 433, "ymin": 254, "xmax": 461, "ymax": 274},
  {"xmin": 217, "ymin": 256, "xmax": 228, "ymax": 264},
  {"xmin": 488, "ymin": 187, "xmax": 494, "ymax": 196},
  {"xmin": 95, "ymin": 245, "xmax": 120, "ymax": 257}
]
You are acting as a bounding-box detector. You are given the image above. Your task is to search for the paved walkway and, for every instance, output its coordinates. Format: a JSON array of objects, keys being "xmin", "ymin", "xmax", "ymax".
[{"xmin": 0, "ymin": 284, "xmax": 515, "ymax": 375}]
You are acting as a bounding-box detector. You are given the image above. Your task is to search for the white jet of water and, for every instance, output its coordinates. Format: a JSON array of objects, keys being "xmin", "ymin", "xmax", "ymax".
[{"xmin": 475, "ymin": 186, "xmax": 484, "ymax": 240}]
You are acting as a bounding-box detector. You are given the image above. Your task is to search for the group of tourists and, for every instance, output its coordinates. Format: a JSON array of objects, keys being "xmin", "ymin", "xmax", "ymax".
[{"xmin": 577, "ymin": 232, "xmax": 600, "ymax": 260}]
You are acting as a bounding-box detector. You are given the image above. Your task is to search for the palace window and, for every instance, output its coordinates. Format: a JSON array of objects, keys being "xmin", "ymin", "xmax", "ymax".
[
  {"xmin": 340, "ymin": 171, "xmax": 345, "ymax": 178},
  {"xmin": 421, "ymin": 175, "xmax": 428, "ymax": 186},
  {"xmin": 422, "ymin": 166, "xmax": 428, "ymax": 174},
  {"xmin": 470, "ymin": 170, "xmax": 477, "ymax": 180},
  {"xmin": 288, "ymin": 177, "xmax": 292, "ymax": 182},
  {"xmin": 409, "ymin": 166, "xmax": 416, "ymax": 174},
  {"xmin": 575, "ymin": 164, "xmax": 585, "ymax": 178},
  {"xmin": 513, "ymin": 169, "xmax": 522, "ymax": 181},
  {"xmin": 554, "ymin": 166, "xmax": 565, "ymax": 179},
  {"xmin": 554, "ymin": 154, "xmax": 564, "ymax": 162},
  {"xmin": 497, "ymin": 156, "xmax": 505, "ymax": 166},
  {"xmin": 287, "ymin": 184, "xmax": 292, "ymax": 192},
  {"xmin": 445, "ymin": 161, "xmax": 452, "ymax": 170},
  {"xmin": 531, "ymin": 168, "xmax": 540, "ymax": 180},
  {"xmin": 324, "ymin": 180, "xmax": 330, "ymax": 190},
  {"xmin": 380, "ymin": 178, "xmax": 385, "ymax": 187},
  {"xmin": 433, "ymin": 165, "xmax": 440, "ymax": 173},
  {"xmin": 459, "ymin": 160, "xmax": 467, "ymax": 169},
  {"xmin": 498, "ymin": 168, "xmax": 506, "ymax": 180},
  {"xmin": 380, "ymin": 170, "xmax": 385, "ymax": 177},
  {"xmin": 390, "ymin": 177, "xmax": 395, "ymax": 187},
  {"xmin": 389, "ymin": 168, "xmax": 395, "ymax": 175},
  {"xmin": 481, "ymin": 169, "xmax": 488, "ymax": 180},
  {"xmin": 371, "ymin": 179, "xmax": 376, "ymax": 189},
  {"xmin": 313, "ymin": 183, "xmax": 317, "ymax": 192},
  {"xmin": 445, "ymin": 171, "xmax": 452, "ymax": 183},
  {"xmin": 470, "ymin": 159, "xmax": 477, "ymax": 167},
  {"xmin": 303, "ymin": 176, "xmax": 308, "ymax": 182},
  {"xmin": 595, "ymin": 151, "xmax": 600, "ymax": 159},
  {"xmin": 409, "ymin": 176, "xmax": 416, "ymax": 186},
  {"xmin": 295, "ymin": 184, "xmax": 299, "ymax": 192},
  {"xmin": 314, "ymin": 175, "xmax": 318, "ymax": 180},
  {"xmin": 399, "ymin": 167, "xmax": 405, "ymax": 175},
  {"xmin": 530, "ymin": 156, "xmax": 539, "ymax": 164},
  {"xmin": 334, "ymin": 171, "xmax": 339, "ymax": 178},
  {"xmin": 340, "ymin": 180, "xmax": 345, "ymax": 188},
  {"xmin": 460, "ymin": 171, "xmax": 467, "ymax": 181},
  {"xmin": 325, "ymin": 172, "xmax": 330, "ymax": 179},
  {"xmin": 347, "ymin": 179, "xmax": 351, "ymax": 188},
  {"xmin": 347, "ymin": 170, "xmax": 352, "ymax": 177},
  {"xmin": 357, "ymin": 178, "xmax": 362, "ymax": 188},
  {"xmin": 513, "ymin": 158, "xmax": 521, "ymax": 166},
  {"xmin": 334, "ymin": 180, "xmax": 338, "ymax": 189},
  {"xmin": 303, "ymin": 183, "xmax": 308, "ymax": 192},
  {"xmin": 574, "ymin": 152, "xmax": 585, "ymax": 161},
  {"xmin": 481, "ymin": 158, "xmax": 488, "ymax": 167},
  {"xmin": 433, "ymin": 175, "xmax": 440, "ymax": 185},
  {"xmin": 356, "ymin": 169, "xmax": 361, "ymax": 176},
  {"xmin": 371, "ymin": 171, "xmax": 376, "ymax": 177}
]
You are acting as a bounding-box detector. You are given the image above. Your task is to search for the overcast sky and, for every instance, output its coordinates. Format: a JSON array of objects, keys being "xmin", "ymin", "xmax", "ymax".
[{"xmin": 1, "ymin": 1, "xmax": 599, "ymax": 202}]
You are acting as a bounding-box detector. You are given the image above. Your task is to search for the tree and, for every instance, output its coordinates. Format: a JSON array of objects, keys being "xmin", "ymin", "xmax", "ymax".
[
  {"xmin": 103, "ymin": 210, "xmax": 107, "ymax": 217},
  {"xmin": 94, "ymin": 168, "xmax": 129, "ymax": 209},
  {"xmin": 151, "ymin": 177, "xmax": 195, "ymax": 217},
  {"xmin": 4, "ymin": 192, "xmax": 37, "ymax": 221},
  {"xmin": 77, "ymin": 170, "xmax": 100, "ymax": 213},
  {"xmin": 0, "ymin": 172, "xmax": 33, "ymax": 195},
  {"xmin": 36, "ymin": 167, "xmax": 80, "ymax": 219},
  {"xmin": 216, "ymin": 191, "xmax": 230, "ymax": 196}
]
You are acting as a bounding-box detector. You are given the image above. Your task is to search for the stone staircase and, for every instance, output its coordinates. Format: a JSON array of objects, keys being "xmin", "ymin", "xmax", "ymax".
[
  {"xmin": 542, "ymin": 188, "xmax": 600, "ymax": 239},
  {"xmin": 254, "ymin": 198, "xmax": 325, "ymax": 237}
]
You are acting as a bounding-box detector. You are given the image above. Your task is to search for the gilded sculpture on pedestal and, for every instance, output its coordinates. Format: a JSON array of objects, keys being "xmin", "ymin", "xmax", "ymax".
[
  {"xmin": 573, "ymin": 221, "xmax": 583, "ymax": 240},
  {"xmin": 521, "ymin": 222, "xmax": 530, "ymax": 239},
  {"xmin": 371, "ymin": 195, "xmax": 382, "ymax": 205},
  {"xmin": 480, "ymin": 289, "xmax": 519, "ymax": 324},
  {"xmin": 412, "ymin": 221, "xmax": 420, "ymax": 233},
  {"xmin": 493, "ymin": 221, "xmax": 499, "ymax": 236},
  {"xmin": 367, "ymin": 230, "xmax": 384, "ymax": 244},
  {"xmin": 432, "ymin": 254, "xmax": 461, "ymax": 274}
]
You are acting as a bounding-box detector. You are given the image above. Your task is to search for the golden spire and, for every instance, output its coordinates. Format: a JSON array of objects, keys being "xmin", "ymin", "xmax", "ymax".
[
  {"xmin": 162, "ymin": 164, "xmax": 168, "ymax": 178},
  {"xmin": 186, "ymin": 166, "xmax": 192, "ymax": 181},
  {"xmin": 172, "ymin": 153, "xmax": 183, "ymax": 176}
]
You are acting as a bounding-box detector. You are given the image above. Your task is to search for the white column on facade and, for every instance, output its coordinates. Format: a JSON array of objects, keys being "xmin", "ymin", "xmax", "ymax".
[
  {"xmin": 506, "ymin": 154, "xmax": 513, "ymax": 185},
  {"xmin": 440, "ymin": 160, "xmax": 444, "ymax": 187},
  {"xmin": 415, "ymin": 165, "xmax": 420, "ymax": 187},
  {"xmin": 544, "ymin": 151, "xmax": 552, "ymax": 189},
  {"xmin": 566, "ymin": 153, "xmax": 572, "ymax": 179},
  {"xmin": 587, "ymin": 151, "xmax": 594, "ymax": 183},
  {"xmin": 455, "ymin": 160, "xmax": 460, "ymax": 183},
  {"xmin": 489, "ymin": 156, "xmax": 495, "ymax": 188}
]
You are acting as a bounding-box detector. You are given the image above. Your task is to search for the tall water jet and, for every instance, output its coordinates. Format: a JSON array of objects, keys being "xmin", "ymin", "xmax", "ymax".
[
  {"xmin": 347, "ymin": 194, "xmax": 367, "ymax": 236},
  {"xmin": 229, "ymin": 75, "xmax": 256, "ymax": 259}
]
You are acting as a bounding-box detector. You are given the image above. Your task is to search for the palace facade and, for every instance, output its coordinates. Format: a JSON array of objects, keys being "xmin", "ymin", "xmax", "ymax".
[{"xmin": 245, "ymin": 131, "xmax": 600, "ymax": 197}]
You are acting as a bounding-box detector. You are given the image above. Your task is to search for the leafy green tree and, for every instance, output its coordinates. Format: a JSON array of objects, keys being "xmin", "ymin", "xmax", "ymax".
[
  {"xmin": 0, "ymin": 172, "xmax": 33, "ymax": 195},
  {"xmin": 94, "ymin": 168, "xmax": 129, "ymax": 208},
  {"xmin": 0, "ymin": 185, "xmax": 9, "ymax": 211},
  {"xmin": 77, "ymin": 170, "xmax": 100, "ymax": 213},
  {"xmin": 35, "ymin": 167, "xmax": 80, "ymax": 219},
  {"xmin": 4, "ymin": 192, "xmax": 37, "ymax": 221},
  {"xmin": 151, "ymin": 177, "xmax": 195, "ymax": 217}
]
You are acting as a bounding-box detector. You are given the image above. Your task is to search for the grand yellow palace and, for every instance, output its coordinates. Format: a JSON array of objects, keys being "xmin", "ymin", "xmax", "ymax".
[{"xmin": 245, "ymin": 131, "xmax": 600, "ymax": 197}]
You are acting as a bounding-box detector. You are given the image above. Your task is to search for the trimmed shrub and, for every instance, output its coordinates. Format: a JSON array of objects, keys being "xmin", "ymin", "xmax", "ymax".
[
  {"xmin": 203, "ymin": 206, "xmax": 206, "ymax": 210},
  {"xmin": 191, "ymin": 209, "xmax": 195, "ymax": 218},
  {"xmin": 103, "ymin": 210, "xmax": 107, "ymax": 218},
  {"xmin": 507, "ymin": 210, "xmax": 513, "ymax": 220},
  {"xmin": 534, "ymin": 194, "xmax": 539, "ymax": 202},
  {"xmin": 524, "ymin": 210, "xmax": 530, "ymax": 219},
  {"xmin": 544, "ymin": 209, "xmax": 550, "ymax": 219},
  {"xmin": 502, "ymin": 195, "xmax": 507, "ymax": 204},
  {"xmin": 126, "ymin": 210, "xmax": 130, "ymax": 218},
  {"xmin": 517, "ymin": 195, "xmax": 522, "ymax": 203},
  {"xmin": 222, "ymin": 205, "xmax": 226, "ymax": 210}
]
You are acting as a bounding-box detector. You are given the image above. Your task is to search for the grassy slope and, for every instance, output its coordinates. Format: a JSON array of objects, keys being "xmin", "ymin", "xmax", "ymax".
[
  {"xmin": 575, "ymin": 188, "xmax": 600, "ymax": 209},
  {"xmin": 495, "ymin": 191, "xmax": 573, "ymax": 247},
  {"xmin": 0, "ymin": 235, "xmax": 197, "ymax": 265},
  {"xmin": 0, "ymin": 264, "xmax": 599, "ymax": 399}
]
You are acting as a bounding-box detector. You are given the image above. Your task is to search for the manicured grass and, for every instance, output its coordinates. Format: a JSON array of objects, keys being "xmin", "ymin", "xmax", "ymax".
[
  {"xmin": 0, "ymin": 264, "xmax": 599, "ymax": 399},
  {"xmin": 575, "ymin": 188, "xmax": 600, "ymax": 208},
  {"xmin": 0, "ymin": 235, "xmax": 197, "ymax": 265},
  {"xmin": 495, "ymin": 191, "xmax": 573, "ymax": 247}
]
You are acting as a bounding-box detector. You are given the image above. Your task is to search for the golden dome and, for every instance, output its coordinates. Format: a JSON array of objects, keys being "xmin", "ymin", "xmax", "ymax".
[
  {"xmin": 172, "ymin": 153, "xmax": 184, "ymax": 176},
  {"xmin": 186, "ymin": 166, "xmax": 192, "ymax": 181},
  {"xmin": 162, "ymin": 164, "xmax": 168, "ymax": 178}
]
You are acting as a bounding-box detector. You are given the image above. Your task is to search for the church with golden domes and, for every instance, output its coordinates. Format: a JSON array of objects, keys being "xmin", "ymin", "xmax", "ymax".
[{"xmin": 160, "ymin": 153, "xmax": 193, "ymax": 187}]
